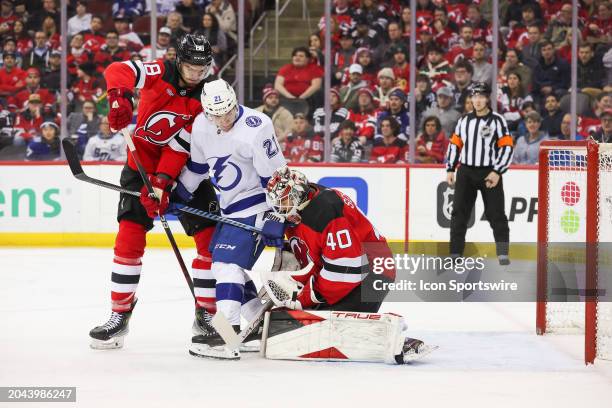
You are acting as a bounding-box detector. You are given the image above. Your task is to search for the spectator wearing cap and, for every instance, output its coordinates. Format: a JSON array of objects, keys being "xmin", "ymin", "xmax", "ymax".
[
  {"xmin": 176, "ymin": 0, "xmax": 203, "ymax": 32},
  {"xmin": 205, "ymin": 0, "xmax": 237, "ymax": 42},
  {"xmin": 333, "ymin": 32, "xmax": 355, "ymax": 84},
  {"xmin": 67, "ymin": 33, "xmax": 93, "ymax": 78},
  {"xmin": 416, "ymin": 116, "xmax": 449, "ymax": 164},
  {"xmin": 67, "ymin": 99, "xmax": 101, "ymax": 147},
  {"xmin": 352, "ymin": 14, "xmax": 381, "ymax": 49},
  {"xmin": 112, "ymin": 0, "xmax": 145, "ymax": 19},
  {"xmin": 471, "ymin": 41, "xmax": 493, "ymax": 87},
  {"xmin": 532, "ymin": 40, "xmax": 570, "ymax": 100},
  {"xmin": 373, "ymin": 67, "xmax": 395, "ymax": 108},
  {"xmin": 348, "ymin": 87, "xmax": 378, "ymax": 144},
  {"xmin": 447, "ymin": 24, "xmax": 475, "ymax": 64},
  {"xmin": 0, "ymin": 52, "xmax": 26, "ymax": 97},
  {"xmin": 0, "ymin": 0, "xmax": 18, "ymax": 35},
  {"xmin": 376, "ymin": 88, "xmax": 410, "ymax": 141},
  {"xmin": 419, "ymin": 44, "xmax": 452, "ymax": 91},
  {"xmin": 42, "ymin": 50, "xmax": 61, "ymax": 92},
  {"xmin": 416, "ymin": 25, "xmax": 435, "ymax": 59},
  {"xmin": 499, "ymin": 49, "xmax": 532, "ymax": 93},
  {"xmin": 339, "ymin": 63, "xmax": 368, "ymax": 112},
  {"xmin": 140, "ymin": 27, "xmax": 172, "ymax": 61},
  {"xmin": 275, "ymin": 46, "xmax": 324, "ymax": 107},
  {"xmin": 194, "ymin": 13, "xmax": 228, "ymax": 66},
  {"xmin": 592, "ymin": 109, "xmax": 612, "ymax": 143},
  {"xmin": 450, "ymin": 60, "xmax": 474, "ymax": 112},
  {"xmin": 22, "ymin": 31, "xmax": 52, "ymax": 71},
  {"xmin": 282, "ymin": 113, "xmax": 324, "ymax": 163},
  {"xmin": 68, "ymin": 1, "xmax": 92, "ymax": 36},
  {"xmin": 13, "ymin": 20, "xmax": 33, "ymax": 57},
  {"xmin": 312, "ymin": 87, "xmax": 349, "ymax": 138},
  {"xmin": 114, "ymin": 15, "xmax": 144, "ymax": 52},
  {"xmin": 0, "ymin": 37, "xmax": 23, "ymax": 69},
  {"xmin": 377, "ymin": 21, "xmax": 408, "ymax": 66},
  {"xmin": 497, "ymin": 71, "xmax": 533, "ymax": 134},
  {"xmin": 513, "ymin": 111, "xmax": 549, "ymax": 164},
  {"xmin": 14, "ymin": 94, "xmax": 49, "ymax": 145},
  {"xmin": 95, "ymin": 30, "xmax": 132, "ymax": 73},
  {"xmin": 348, "ymin": 47, "xmax": 377, "ymax": 87},
  {"xmin": 25, "ymin": 121, "xmax": 61, "ymax": 161},
  {"xmin": 71, "ymin": 62, "xmax": 103, "ymax": 107},
  {"xmin": 331, "ymin": 120, "xmax": 364, "ymax": 163},
  {"xmin": 80, "ymin": 15, "xmax": 106, "ymax": 53},
  {"xmin": 389, "ymin": 44, "xmax": 411, "ymax": 93},
  {"xmin": 420, "ymin": 86, "xmax": 461, "ymax": 137},
  {"xmin": 28, "ymin": 0, "xmax": 59, "ymax": 32},
  {"xmin": 541, "ymin": 94, "xmax": 564, "ymax": 138},
  {"xmin": 256, "ymin": 86, "xmax": 294, "ymax": 144},
  {"xmin": 11, "ymin": 67, "xmax": 54, "ymax": 112},
  {"xmin": 370, "ymin": 117, "xmax": 408, "ymax": 164}
]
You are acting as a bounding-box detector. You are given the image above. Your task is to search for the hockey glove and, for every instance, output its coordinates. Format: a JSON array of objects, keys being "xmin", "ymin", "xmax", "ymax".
[
  {"xmin": 166, "ymin": 181, "xmax": 193, "ymax": 215},
  {"xmin": 261, "ymin": 212, "xmax": 286, "ymax": 248},
  {"xmin": 140, "ymin": 173, "xmax": 173, "ymax": 218},
  {"xmin": 107, "ymin": 88, "xmax": 134, "ymax": 131}
]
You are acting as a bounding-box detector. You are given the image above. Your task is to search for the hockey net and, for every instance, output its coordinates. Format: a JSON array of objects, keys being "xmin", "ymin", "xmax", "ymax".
[{"xmin": 537, "ymin": 140, "xmax": 612, "ymax": 364}]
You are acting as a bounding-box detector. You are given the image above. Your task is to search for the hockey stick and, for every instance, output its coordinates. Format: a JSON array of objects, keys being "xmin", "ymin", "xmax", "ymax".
[
  {"xmin": 61, "ymin": 138, "xmax": 263, "ymax": 234},
  {"xmin": 118, "ymin": 128, "xmax": 195, "ymax": 299}
]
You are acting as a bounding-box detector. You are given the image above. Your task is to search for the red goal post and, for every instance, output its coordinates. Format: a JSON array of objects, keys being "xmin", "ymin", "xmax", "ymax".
[{"xmin": 536, "ymin": 140, "xmax": 612, "ymax": 364}]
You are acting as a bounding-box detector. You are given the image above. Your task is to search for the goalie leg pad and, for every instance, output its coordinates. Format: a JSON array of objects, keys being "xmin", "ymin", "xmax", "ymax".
[{"xmin": 260, "ymin": 309, "xmax": 407, "ymax": 364}]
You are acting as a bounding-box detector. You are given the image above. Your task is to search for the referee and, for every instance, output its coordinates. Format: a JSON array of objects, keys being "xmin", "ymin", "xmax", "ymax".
[{"xmin": 445, "ymin": 82, "xmax": 514, "ymax": 265}]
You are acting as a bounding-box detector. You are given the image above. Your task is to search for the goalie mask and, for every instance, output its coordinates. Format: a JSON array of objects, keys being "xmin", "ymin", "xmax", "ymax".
[{"xmin": 266, "ymin": 166, "xmax": 309, "ymax": 224}]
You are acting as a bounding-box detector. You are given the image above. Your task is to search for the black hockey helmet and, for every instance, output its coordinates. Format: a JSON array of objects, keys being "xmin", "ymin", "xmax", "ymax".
[
  {"xmin": 468, "ymin": 82, "xmax": 490, "ymax": 97},
  {"xmin": 177, "ymin": 34, "xmax": 213, "ymax": 67}
]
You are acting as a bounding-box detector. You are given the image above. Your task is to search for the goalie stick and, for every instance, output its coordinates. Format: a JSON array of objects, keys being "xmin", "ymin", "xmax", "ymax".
[{"xmin": 61, "ymin": 138, "xmax": 264, "ymax": 234}]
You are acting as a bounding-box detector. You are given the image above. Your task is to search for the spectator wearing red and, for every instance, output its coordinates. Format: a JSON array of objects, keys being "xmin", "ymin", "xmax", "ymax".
[
  {"xmin": 313, "ymin": 87, "xmax": 350, "ymax": 138},
  {"xmin": 13, "ymin": 20, "xmax": 32, "ymax": 56},
  {"xmin": 0, "ymin": 0, "xmax": 18, "ymax": 35},
  {"xmin": 348, "ymin": 87, "xmax": 378, "ymax": 144},
  {"xmin": 275, "ymin": 46, "xmax": 323, "ymax": 100},
  {"xmin": 447, "ymin": 24, "xmax": 475, "ymax": 64},
  {"xmin": 390, "ymin": 44, "xmax": 410, "ymax": 92},
  {"xmin": 331, "ymin": 0, "xmax": 356, "ymax": 34},
  {"xmin": 14, "ymin": 94, "xmax": 46, "ymax": 146},
  {"xmin": 94, "ymin": 30, "xmax": 132, "ymax": 74},
  {"xmin": 67, "ymin": 33, "xmax": 92, "ymax": 78},
  {"xmin": 41, "ymin": 16, "xmax": 61, "ymax": 50},
  {"xmin": 81, "ymin": 15, "xmax": 106, "ymax": 53},
  {"xmin": 370, "ymin": 116, "xmax": 407, "ymax": 163},
  {"xmin": 339, "ymin": 64, "xmax": 368, "ymax": 111},
  {"xmin": 415, "ymin": 0, "xmax": 436, "ymax": 26},
  {"xmin": 333, "ymin": 31, "xmax": 355, "ymax": 83},
  {"xmin": 464, "ymin": 4, "xmax": 492, "ymax": 44},
  {"xmin": 443, "ymin": 0, "xmax": 468, "ymax": 26},
  {"xmin": 584, "ymin": 2, "xmax": 611, "ymax": 48},
  {"xmin": 0, "ymin": 52, "xmax": 26, "ymax": 97},
  {"xmin": 506, "ymin": 4, "xmax": 542, "ymax": 50},
  {"xmin": 282, "ymin": 113, "xmax": 324, "ymax": 163},
  {"xmin": 416, "ymin": 115, "xmax": 448, "ymax": 163},
  {"xmin": 11, "ymin": 67, "xmax": 55, "ymax": 111},
  {"xmin": 114, "ymin": 15, "xmax": 143, "ymax": 52},
  {"xmin": 373, "ymin": 67, "xmax": 395, "ymax": 108},
  {"xmin": 22, "ymin": 31, "xmax": 52, "ymax": 71},
  {"xmin": 432, "ymin": 7, "xmax": 459, "ymax": 50},
  {"xmin": 419, "ymin": 44, "xmax": 452, "ymax": 91},
  {"xmin": 417, "ymin": 25, "xmax": 436, "ymax": 62},
  {"xmin": 71, "ymin": 62, "xmax": 103, "ymax": 105}
]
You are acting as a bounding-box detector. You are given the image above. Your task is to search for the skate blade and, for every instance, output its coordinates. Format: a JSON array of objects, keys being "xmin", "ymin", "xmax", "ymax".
[
  {"xmin": 402, "ymin": 344, "xmax": 439, "ymax": 363},
  {"xmin": 240, "ymin": 341, "xmax": 260, "ymax": 353},
  {"xmin": 90, "ymin": 336, "xmax": 125, "ymax": 350},
  {"xmin": 189, "ymin": 343, "xmax": 240, "ymax": 360}
]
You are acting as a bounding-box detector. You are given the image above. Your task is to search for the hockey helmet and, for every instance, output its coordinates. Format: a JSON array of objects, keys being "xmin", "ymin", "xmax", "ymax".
[
  {"xmin": 201, "ymin": 79, "xmax": 237, "ymax": 117},
  {"xmin": 468, "ymin": 82, "xmax": 490, "ymax": 97},
  {"xmin": 267, "ymin": 166, "xmax": 309, "ymax": 223},
  {"xmin": 177, "ymin": 34, "xmax": 213, "ymax": 67}
]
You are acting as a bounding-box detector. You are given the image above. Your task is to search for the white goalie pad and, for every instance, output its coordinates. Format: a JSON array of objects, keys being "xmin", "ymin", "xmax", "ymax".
[
  {"xmin": 262, "ymin": 249, "xmax": 306, "ymax": 307},
  {"xmin": 260, "ymin": 309, "xmax": 406, "ymax": 364}
]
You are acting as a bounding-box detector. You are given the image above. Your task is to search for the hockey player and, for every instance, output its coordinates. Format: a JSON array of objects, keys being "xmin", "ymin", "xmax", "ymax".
[
  {"xmin": 171, "ymin": 79, "xmax": 288, "ymax": 359},
  {"xmin": 260, "ymin": 167, "xmax": 433, "ymax": 364},
  {"xmin": 89, "ymin": 34, "xmax": 219, "ymax": 349}
]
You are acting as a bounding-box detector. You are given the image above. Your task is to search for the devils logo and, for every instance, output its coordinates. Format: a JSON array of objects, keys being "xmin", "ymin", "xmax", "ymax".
[
  {"xmin": 288, "ymin": 236, "xmax": 312, "ymax": 268},
  {"xmin": 134, "ymin": 111, "xmax": 192, "ymax": 145}
]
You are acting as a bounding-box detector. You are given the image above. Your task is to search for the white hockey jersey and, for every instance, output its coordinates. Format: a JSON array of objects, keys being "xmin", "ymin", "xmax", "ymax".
[
  {"xmin": 82, "ymin": 134, "xmax": 127, "ymax": 161},
  {"xmin": 178, "ymin": 105, "xmax": 287, "ymax": 218}
]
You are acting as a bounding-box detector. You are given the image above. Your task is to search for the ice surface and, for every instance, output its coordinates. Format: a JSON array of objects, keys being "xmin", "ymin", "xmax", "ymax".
[{"xmin": 1, "ymin": 248, "xmax": 611, "ymax": 408}]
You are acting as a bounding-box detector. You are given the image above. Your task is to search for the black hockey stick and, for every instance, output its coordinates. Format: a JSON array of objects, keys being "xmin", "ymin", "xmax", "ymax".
[{"xmin": 62, "ymin": 138, "xmax": 263, "ymax": 234}]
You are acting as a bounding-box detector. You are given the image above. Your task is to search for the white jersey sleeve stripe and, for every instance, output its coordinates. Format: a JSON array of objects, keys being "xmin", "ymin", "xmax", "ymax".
[
  {"xmin": 321, "ymin": 254, "xmax": 369, "ymax": 268},
  {"xmin": 320, "ymin": 269, "xmax": 368, "ymax": 283}
]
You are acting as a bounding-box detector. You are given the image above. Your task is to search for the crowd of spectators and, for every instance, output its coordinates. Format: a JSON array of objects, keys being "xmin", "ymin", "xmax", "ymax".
[
  {"xmin": 268, "ymin": 0, "xmax": 611, "ymax": 164},
  {"xmin": 0, "ymin": 0, "xmax": 610, "ymax": 164}
]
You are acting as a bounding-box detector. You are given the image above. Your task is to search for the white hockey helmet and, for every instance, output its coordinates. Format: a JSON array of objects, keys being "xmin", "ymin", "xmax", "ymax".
[
  {"xmin": 266, "ymin": 166, "xmax": 310, "ymax": 223},
  {"xmin": 201, "ymin": 79, "xmax": 237, "ymax": 117}
]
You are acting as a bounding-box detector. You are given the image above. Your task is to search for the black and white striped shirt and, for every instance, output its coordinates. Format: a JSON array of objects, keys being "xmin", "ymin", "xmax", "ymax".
[{"xmin": 446, "ymin": 110, "xmax": 514, "ymax": 174}]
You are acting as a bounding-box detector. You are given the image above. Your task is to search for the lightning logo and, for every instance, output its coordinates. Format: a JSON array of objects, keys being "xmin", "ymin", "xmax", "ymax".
[{"xmin": 211, "ymin": 155, "xmax": 242, "ymax": 191}]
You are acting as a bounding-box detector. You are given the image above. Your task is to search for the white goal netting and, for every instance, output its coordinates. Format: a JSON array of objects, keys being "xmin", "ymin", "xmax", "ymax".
[{"xmin": 542, "ymin": 142, "xmax": 612, "ymax": 361}]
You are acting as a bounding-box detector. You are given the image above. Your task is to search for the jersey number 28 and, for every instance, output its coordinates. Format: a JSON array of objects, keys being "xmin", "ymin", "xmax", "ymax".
[{"xmin": 326, "ymin": 229, "xmax": 352, "ymax": 250}]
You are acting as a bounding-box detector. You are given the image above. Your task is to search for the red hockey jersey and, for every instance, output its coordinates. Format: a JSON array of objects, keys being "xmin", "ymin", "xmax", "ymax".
[
  {"xmin": 104, "ymin": 59, "xmax": 207, "ymax": 178},
  {"xmin": 285, "ymin": 185, "xmax": 395, "ymax": 308}
]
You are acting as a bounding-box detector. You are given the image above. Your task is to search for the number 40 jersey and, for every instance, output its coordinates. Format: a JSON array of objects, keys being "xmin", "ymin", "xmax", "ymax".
[{"xmin": 178, "ymin": 105, "xmax": 287, "ymax": 219}]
